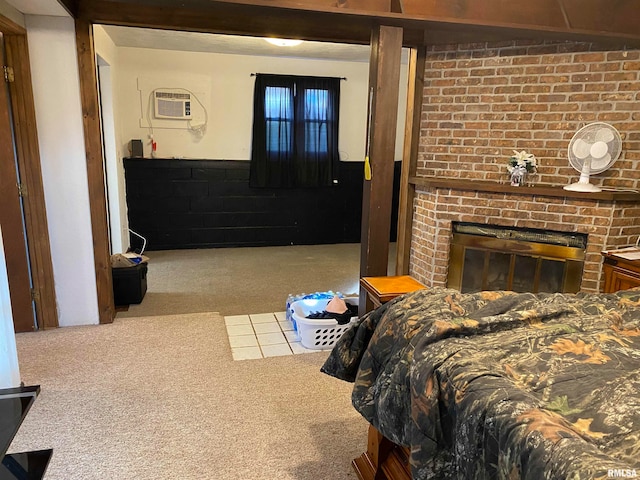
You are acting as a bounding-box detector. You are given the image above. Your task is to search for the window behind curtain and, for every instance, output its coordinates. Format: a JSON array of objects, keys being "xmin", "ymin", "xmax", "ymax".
[
  {"xmin": 250, "ymin": 74, "xmax": 340, "ymax": 188},
  {"xmin": 303, "ymin": 88, "xmax": 329, "ymax": 154},
  {"xmin": 265, "ymin": 86, "xmax": 293, "ymax": 155}
]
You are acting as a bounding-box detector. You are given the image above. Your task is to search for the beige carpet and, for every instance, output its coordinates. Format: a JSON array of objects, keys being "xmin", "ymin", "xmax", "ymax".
[
  {"xmin": 11, "ymin": 312, "xmax": 367, "ymax": 479},
  {"xmin": 116, "ymin": 244, "xmax": 364, "ymax": 318},
  {"xmin": 116, "ymin": 243, "xmax": 396, "ymax": 318}
]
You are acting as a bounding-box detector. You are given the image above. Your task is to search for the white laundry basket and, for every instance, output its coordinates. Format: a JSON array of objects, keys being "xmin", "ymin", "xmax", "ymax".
[{"xmin": 290, "ymin": 297, "xmax": 358, "ymax": 350}]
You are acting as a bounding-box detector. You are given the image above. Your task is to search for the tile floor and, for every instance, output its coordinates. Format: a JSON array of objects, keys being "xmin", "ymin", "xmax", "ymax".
[{"xmin": 225, "ymin": 311, "xmax": 329, "ymax": 360}]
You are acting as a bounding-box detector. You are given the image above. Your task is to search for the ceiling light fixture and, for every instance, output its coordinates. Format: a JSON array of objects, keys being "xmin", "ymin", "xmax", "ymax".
[{"xmin": 264, "ymin": 38, "xmax": 303, "ymax": 47}]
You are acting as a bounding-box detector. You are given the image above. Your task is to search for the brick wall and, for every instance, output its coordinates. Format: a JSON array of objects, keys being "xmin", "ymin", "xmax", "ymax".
[{"xmin": 410, "ymin": 41, "xmax": 640, "ymax": 293}]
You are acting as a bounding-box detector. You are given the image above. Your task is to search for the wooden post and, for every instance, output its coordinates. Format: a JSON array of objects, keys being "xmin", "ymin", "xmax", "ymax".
[
  {"xmin": 359, "ymin": 24, "xmax": 403, "ymax": 315},
  {"xmin": 75, "ymin": 18, "xmax": 115, "ymax": 324},
  {"xmin": 395, "ymin": 46, "xmax": 426, "ymax": 275}
]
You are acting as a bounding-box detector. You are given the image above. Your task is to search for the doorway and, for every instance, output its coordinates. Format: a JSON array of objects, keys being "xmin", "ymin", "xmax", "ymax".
[
  {"xmin": 83, "ymin": 24, "xmax": 410, "ymax": 322},
  {"xmin": 97, "ymin": 55, "xmax": 129, "ymax": 255}
]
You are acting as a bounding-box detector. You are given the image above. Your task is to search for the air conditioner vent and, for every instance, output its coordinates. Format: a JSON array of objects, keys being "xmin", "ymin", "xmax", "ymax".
[{"xmin": 154, "ymin": 90, "xmax": 192, "ymax": 119}]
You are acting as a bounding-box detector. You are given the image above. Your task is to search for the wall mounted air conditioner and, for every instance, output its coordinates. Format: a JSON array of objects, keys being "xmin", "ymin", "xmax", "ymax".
[{"xmin": 153, "ymin": 90, "xmax": 192, "ymax": 119}]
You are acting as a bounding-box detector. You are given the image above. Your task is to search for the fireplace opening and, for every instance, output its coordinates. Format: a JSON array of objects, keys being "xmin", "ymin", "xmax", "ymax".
[{"xmin": 447, "ymin": 223, "xmax": 587, "ymax": 294}]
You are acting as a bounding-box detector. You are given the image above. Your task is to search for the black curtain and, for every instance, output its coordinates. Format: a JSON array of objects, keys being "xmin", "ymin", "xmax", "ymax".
[{"xmin": 250, "ymin": 74, "xmax": 340, "ymax": 188}]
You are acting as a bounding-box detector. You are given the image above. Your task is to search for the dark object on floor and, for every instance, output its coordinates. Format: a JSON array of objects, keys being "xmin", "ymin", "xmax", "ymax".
[
  {"xmin": 112, "ymin": 263, "xmax": 148, "ymax": 306},
  {"xmin": 307, "ymin": 302, "xmax": 358, "ymax": 325}
]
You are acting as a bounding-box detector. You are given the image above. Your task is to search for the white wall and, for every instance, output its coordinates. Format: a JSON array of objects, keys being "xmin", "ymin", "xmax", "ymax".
[
  {"xmin": 115, "ymin": 46, "xmax": 408, "ymax": 162},
  {"xmin": 94, "ymin": 25, "xmax": 130, "ymax": 254},
  {"xmin": 26, "ymin": 15, "xmax": 99, "ymax": 327},
  {"xmin": 0, "ymin": 225, "xmax": 21, "ymax": 389}
]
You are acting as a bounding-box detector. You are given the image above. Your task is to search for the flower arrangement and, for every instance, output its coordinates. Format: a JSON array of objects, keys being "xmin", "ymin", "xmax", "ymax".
[{"xmin": 507, "ymin": 150, "xmax": 537, "ymax": 174}]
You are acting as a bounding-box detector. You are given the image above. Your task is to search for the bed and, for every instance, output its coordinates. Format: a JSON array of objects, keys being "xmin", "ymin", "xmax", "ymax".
[{"xmin": 321, "ymin": 287, "xmax": 640, "ymax": 480}]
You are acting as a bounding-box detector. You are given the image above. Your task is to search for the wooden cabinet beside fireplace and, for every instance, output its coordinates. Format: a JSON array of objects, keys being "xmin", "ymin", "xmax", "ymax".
[{"xmin": 601, "ymin": 252, "xmax": 640, "ymax": 293}]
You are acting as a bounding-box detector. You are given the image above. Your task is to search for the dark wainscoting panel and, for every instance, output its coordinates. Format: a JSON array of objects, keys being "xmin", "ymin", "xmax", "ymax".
[{"xmin": 124, "ymin": 158, "xmax": 400, "ymax": 250}]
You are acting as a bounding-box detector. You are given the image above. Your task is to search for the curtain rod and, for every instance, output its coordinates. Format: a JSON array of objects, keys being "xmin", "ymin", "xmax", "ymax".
[{"xmin": 250, "ymin": 73, "xmax": 347, "ymax": 80}]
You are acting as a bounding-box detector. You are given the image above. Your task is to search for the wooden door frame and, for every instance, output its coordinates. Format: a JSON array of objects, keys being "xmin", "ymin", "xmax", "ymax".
[
  {"xmin": 73, "ymin": 18, "xmax": 409, "ymax": 324},
  {"xmin": 0, "ymin": 14, "xmax": 58, "ymax": 329},
  {"xmin": 395, "ymin": 46, "xmax": 426, "ymax": 275},
  {"xmin": 0, "ymin": 35, "xmax": 33, "ymax": 332},
  {"xmin": 75, "ymin": 18, "xmax": 114, "ymax": 324}
]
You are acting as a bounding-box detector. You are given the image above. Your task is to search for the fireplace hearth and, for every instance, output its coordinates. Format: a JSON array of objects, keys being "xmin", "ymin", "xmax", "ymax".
[{"xmin": 447, "ymin": 223, "xmax": 587, "ymax": 294}]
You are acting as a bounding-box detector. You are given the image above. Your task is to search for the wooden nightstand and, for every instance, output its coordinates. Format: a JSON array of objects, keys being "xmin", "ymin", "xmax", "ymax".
[
  {"xmin": 360, "ymin": 275, "xmax": 426, "ymax": 310},
  {"xmin": 602, "ymin": 251, "xmax": 640, "ymax": 293}
]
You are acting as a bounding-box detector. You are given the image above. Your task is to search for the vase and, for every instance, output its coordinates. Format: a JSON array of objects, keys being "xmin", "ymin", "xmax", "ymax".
[{"xmin": 510, "ymin": 170, "xmax": 526, "ymax": 187}]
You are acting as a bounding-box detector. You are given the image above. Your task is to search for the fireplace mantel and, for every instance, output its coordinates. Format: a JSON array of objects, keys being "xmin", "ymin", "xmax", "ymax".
[{"xmin": 409, "ymin": 177, "xmax": 640, "ymax": 202}]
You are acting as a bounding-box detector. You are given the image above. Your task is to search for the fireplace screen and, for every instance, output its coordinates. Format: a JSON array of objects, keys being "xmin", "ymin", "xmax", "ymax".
[{"xmin": 447, "ymin": 223, "xmax": 587, "ymax": 294}]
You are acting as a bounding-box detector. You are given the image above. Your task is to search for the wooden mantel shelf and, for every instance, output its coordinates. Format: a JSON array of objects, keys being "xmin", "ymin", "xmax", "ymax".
[{"xmin": 409, "ymin": 176, "xmax": 640, "ymax": 202}]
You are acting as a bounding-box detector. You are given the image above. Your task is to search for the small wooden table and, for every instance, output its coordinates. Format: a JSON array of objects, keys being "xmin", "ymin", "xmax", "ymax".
[
  {"xmin": 354, "ymin": 276, "xmax": 426, "ymax": 480},
  {"xmin": 360, "ymin": 275, "xmax": 426, "ymax": 309},
  {"xmin": 602, "ymin": 251, "xmax": 640, "ymax": 293}
]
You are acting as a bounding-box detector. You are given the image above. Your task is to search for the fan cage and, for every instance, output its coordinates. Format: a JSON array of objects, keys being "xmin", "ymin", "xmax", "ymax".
[{"xmin": 567, "ymin": 122, "xmax": 622, "ymax": 175}]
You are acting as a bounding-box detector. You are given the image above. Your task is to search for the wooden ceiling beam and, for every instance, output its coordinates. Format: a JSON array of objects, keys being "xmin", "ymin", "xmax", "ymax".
[
  {"xmin": 402, "ymin": 0, "xmax": 568, "ymax": 29},
  {"xmin": 56, "ymin": 0, "xmax": 79, "ymax": 17},
  {"xmin": 79, "ymin": 0, "xmax": 379, "ymax": 44},
  {"xmin": 562, "ymin": 0, "xmax": 640, "ymax": 36},
  {"xmin": 77, "ymin": 0, "xmax": 640, "ymax": 47}
]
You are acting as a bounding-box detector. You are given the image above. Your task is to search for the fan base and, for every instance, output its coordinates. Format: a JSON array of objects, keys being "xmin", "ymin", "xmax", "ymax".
[{"xmin": 563, "ymin": 182, "xmax": 602, "ymax": 193}]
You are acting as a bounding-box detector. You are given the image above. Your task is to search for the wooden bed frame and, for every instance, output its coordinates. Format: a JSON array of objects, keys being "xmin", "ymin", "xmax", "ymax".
[
  {"xmin": 353, "ymin": 277, "xmax": 425, "ymax": 479},
  {"xmin": 352, "ymin": 425, "xmax": 411, "ymax": 480}
]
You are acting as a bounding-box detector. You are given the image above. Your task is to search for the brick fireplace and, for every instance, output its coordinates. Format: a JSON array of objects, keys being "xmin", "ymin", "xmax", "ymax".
[
  {"xmin": 409, "ymin": 179, "xmax": 640, "ymax": 292},
  {"xmin": 407, "ymin": 38, "xmax": 640, "ymax": 293}
]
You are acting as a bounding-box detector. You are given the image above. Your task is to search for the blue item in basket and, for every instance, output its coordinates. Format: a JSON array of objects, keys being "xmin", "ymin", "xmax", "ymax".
[{"xmin": 286, "ymin": 291, "xmax": 343, "ymax": 332}]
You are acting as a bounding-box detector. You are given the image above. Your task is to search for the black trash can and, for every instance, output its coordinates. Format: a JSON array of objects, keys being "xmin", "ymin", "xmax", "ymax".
[{"xmin": 112, "ymin": 262, "xmax": 148, "ymax": 306}]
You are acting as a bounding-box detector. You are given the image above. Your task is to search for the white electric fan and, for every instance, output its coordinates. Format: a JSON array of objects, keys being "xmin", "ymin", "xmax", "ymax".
[{"xmin": 564, "ymin": 122, "xmax": 622, "ymax": 192}]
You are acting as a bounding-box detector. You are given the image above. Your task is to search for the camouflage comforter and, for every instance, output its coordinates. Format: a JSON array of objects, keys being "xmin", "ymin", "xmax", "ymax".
[{"xmin": 321, "ymin": 287, "xmax": 640, "ymax": 480}]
